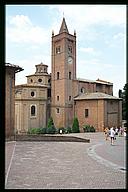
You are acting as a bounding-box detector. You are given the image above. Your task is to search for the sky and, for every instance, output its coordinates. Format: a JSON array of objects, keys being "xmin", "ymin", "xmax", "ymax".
[{"xmin": 6, "ymin": 4, "xmax": 126, "ymax": 97}]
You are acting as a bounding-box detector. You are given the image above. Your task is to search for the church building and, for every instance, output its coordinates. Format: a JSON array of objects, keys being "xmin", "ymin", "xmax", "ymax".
[{"xmin": 15, "ymin": 18, "xmax": 122, "ymax": 133}]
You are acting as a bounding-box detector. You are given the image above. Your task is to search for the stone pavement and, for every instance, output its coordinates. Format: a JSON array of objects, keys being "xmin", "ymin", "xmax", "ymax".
[{"xmin": 5, "ymin": 132, "xmax": 127, "ymax": 189}]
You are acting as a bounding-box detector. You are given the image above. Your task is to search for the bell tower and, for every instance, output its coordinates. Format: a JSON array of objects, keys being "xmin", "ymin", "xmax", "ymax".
[{"xmin": 51, "ymin": 18, "xmax": 76, "ymax": 128}]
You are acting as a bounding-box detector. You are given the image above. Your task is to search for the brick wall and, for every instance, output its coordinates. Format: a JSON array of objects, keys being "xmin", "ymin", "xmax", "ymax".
[
  {"xmin": 5, "ymin": 67, "xmax": 15, "ymax": 138},
  {"xmin": 74, "ymin": 99, "xmax": 121, "ymax": 132}
]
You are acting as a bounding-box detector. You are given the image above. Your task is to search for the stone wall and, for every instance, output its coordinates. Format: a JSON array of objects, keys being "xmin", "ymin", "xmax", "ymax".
[{"xmin": 15, "ymin": 134, "xmax": 90, "ymax": 143}]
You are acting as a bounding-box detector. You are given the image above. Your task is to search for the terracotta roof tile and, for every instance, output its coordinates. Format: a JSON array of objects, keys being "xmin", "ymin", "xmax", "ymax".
[{"xmin": 74, "ymin": 92, "xmax": 121, "ymax": 100}]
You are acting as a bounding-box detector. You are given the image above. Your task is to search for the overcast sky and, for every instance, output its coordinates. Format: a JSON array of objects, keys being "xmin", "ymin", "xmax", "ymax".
[{"xmin": 6, "ymin": 4, "xmax": 126, "ymax": 96}]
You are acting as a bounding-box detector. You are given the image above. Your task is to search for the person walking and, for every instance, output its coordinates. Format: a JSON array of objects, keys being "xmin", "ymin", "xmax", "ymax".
[
  {"xmin": 120, "ymin": 127, "xmax": 124, "ymax": 136},
  {"xmin": 115, "ymin": 127, "xmax": 118, "ymax": 136},
  {"xmin": 104, "ymin": 127, "xmax": 109, "ymax": 140},
  {"xmin": 109, "ymin": 127, "xmax": 115, "ymax": 145},
  {"xmin": 124, "ymin": 128, "xmax": 126, "ymax": 136}
]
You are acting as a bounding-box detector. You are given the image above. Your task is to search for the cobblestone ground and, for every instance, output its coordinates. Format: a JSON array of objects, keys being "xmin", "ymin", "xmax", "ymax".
[{"xmin": 5, "ymin": 133, "xmax": 126, "ymax": 189}]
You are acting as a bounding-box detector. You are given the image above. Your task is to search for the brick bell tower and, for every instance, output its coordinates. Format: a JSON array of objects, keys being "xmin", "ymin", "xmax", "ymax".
[{"xmin": 51, "ymin": 17, "xmax": 76, "ymax": 128}]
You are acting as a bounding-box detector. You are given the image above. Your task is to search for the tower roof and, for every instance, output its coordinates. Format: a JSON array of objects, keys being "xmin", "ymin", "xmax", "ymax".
[{"xmin": 59, "ymin": 17, "xmax": 69, "ymax": 34}]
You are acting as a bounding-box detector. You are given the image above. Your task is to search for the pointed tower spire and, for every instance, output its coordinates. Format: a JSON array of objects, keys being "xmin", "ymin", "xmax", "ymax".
[{"xmin": 59, "ymin": 17, "xmax": 69, "ymax": 34}]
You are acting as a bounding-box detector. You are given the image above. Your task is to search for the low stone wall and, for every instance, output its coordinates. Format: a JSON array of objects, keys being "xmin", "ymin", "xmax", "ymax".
[
  {"xmin": 6, "ymin": 136, "xmax": 15, "ymax": 142},
  {"xmin": 15, "ymin": 134, "xmax": 90, "ymax": 143}
]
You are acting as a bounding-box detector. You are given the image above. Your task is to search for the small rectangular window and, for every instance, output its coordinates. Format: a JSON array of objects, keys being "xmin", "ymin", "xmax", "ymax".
[
  {"xmin": 57, "ymin": 72, "xmax": 59, "ymax": 80},
  {"xmin": 56, "ymin": 46, "xmax": 61, "ymax": 54},
  {"xmin": 56, "ymin": 108, "xmax": 59, "ymax": 113},
  {"xmin": 57, "ymin": 96, "xmax": 59, "ymax": 101},
  {"xmin": 68, "ymin": 46, "xmax": 72, "ymax": 53},
  {"xmin": 85, "ymin": 109, "xmax": 89, "ymax": 117},
  {"xmin": 69, "ymin": 72, "xmax": 71, "ymax": 80},
  {"xmin": 69, "ymin": 96, "xmax": 71, "ymax": 101},
  {"xmin": 47, "ymin": 89, "xmax": 51, "ymax": 97}
]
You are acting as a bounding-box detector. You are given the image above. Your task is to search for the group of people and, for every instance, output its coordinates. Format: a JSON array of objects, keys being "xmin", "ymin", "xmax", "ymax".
[{"xmin": 104, "ymin": 126, "xmax": 126, "ymax": 145}]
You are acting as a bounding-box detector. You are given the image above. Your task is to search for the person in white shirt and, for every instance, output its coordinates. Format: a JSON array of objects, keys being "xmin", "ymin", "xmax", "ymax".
[
  {"xmin": 109, "ymin": 127, "xmax": 115, "ymax": 145},
  {"xmin": 115, "ymin": 127, "xmax": 118, "ymax": 136}
]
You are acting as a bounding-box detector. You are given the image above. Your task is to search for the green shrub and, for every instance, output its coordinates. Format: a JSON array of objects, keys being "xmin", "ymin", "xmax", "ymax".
[
  {"xmin": 27, "ymin": 127, "xmax": 48, "ymax": 134},
  {"xmin": 41, "ymin": 127, "xmax": 47, "ymax": 134},
  {"xmin": 83, "ymin": 124, "xmax": 95, "ymax": 132},
  {"xmin": 38, "ymin": 128, "xmax": 44, "ymax": 134},
  {"xmin": 83, "ymin": 125, "xmax": 90, "ymax": 132},
  {"xmin": 55, "ymin": 128, "xmax": 59, "ymax": 134},
  {"xmin": 90, "ymin": 126, "xmax": 96, "ymax": 132},
  {"xmin": 46, "ymin": 126, "xmax": 56, "ymax": 134},
  {"xmin": 72, "ymin": 117, "xmax": 80, "ymax": 133},
  {"xmin": 47, "ymin": 117, "xmax": 56, "ymax": 134},
  {"xmin": 64, "ymin": 127, "xmax": 72, "ymax": 134},
  {"xmin": 28, "ymin": 128, "xmax": 42, "ymax": 134}
]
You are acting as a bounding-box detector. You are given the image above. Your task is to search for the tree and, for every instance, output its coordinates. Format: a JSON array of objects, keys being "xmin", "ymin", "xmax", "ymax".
[
  {"xmin": 72, "ymin": 117, "xmax": 80, "ymax": 133},
  {"xmin": 119, "ymin": 84, "xmax": 127, "ymax": 120},
  {"xmin": 47, "ymin": 117, "xmax": 56, "ymax": 134}
]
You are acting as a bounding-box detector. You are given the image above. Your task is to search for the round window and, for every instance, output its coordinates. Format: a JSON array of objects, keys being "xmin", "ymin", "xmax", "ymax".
[
  {"xmin": 31, "ymin": 91, "xmax": 35, "ymax": 97},
  {"xmin": 38, "ymin": 78, "xmax": 42, "ymax": 82}
]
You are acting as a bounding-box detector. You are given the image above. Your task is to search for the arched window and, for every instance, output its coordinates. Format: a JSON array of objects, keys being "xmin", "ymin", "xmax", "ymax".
[
  {"xmin": 31, "ymin": 105, "xmax": 36, "ymax": 116},
  {"xmin": 81, "ymin": 87, "xmax": 85, "ymax": 93},
  {"xmin": 56, "ymin": 46, "xmax": 61, "ymax": 54},
  {"xmin": 69, "ymin": 72, "xmax": 71, "ymax": 80}
]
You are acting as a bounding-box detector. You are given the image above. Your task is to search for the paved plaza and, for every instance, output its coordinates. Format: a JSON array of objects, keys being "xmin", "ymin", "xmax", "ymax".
[{"xmin": 5, "ymin": 132, "xmax": 127, "ymax": 189}]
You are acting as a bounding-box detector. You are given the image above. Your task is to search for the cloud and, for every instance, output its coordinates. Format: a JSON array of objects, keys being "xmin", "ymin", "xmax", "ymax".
[
  {"xmin": 6, "ymin": 14, "xmax": 50, "ymax": 45},
  {"xmin": 12, "ymin": 55, "xmax": 51, "ymax": 85},
  {"xmin": 77, "ymin": 58, "xmax": 113, "ymax": 71},
  {"xmin": 79, "ymin": 47, "xmax": 94, "ymax": 53},
  {"xmin": 77, "ymin": 58, "xmax": 114, "ymax": 81},
  {"xmin": 113, "ymin": 32, "xmax": 125, "ymax": 40},
  {"xmin": 105, "ymin": 32, "xmax": 126, "ymax": 48},
  {"xmin": 47, "ymin": 5, "xmax": 126, "ymax": 43},
  {"xmin": 48, "ymin": 5, "xmax": 126, "ymax": 30},
  {"xmin": 77, "ymin": 58, "xmax": 125, "ymax": 96},
  {"xmin": 79, "ymin": 47, "xmax": 101, "ymax": 56},
  {"xmin": 9, "ymin": 14, "xmax": 32, "ymax": 27}
]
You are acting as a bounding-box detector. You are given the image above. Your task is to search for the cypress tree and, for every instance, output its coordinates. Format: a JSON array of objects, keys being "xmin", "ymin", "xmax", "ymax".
[
  {"xmin": 72, "ymin": 117, "xmax": 80, "ymax": 133},
  {"xmin": 47, "ymin": 117, "xmax": 56, "ymax": 134}
]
